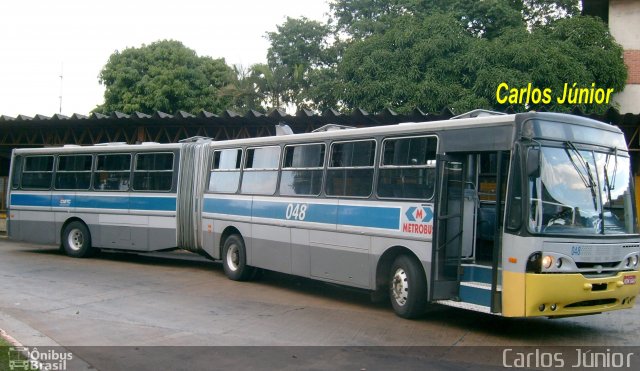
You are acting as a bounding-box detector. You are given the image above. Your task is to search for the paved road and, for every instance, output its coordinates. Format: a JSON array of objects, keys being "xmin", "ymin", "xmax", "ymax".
[{"xmin": 1, "ymin": 238, "xmax": 639, "ymax": 369}]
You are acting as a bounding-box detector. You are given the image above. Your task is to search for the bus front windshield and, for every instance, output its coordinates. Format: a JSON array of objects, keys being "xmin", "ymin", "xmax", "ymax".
[{"xmin": 528, "ymin": 144, "xmax": 635, "ymax": 235}]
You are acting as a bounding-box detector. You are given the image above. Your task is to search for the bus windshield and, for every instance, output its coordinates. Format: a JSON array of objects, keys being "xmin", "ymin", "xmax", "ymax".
[{"xmin": 528, "ymin": 145, "xmax": 635, "ymax": 235}]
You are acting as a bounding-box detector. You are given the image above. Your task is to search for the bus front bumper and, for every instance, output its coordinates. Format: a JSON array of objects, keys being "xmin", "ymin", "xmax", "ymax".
[{"xmin": 524, "ymin": 270, "xmax": 639, "ymax": 317}]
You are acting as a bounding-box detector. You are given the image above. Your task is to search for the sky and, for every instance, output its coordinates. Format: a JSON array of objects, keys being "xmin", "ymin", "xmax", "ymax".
[{"xmin": 0, "ymin": 0, "xmax": 330, "ymax": 117}]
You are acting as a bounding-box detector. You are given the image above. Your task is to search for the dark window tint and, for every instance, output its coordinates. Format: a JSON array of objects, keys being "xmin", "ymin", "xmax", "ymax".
[
  {"xmin": 378, "ymin": 136, "xmax": 437, "ymax": 199},
  {"xmin": 382, "ymin": 136, "xmax": 437, "ymax": 166},
  {"xmin": 209, "ymin": 149, "xmax": 242, "ymax": 193},
  {"xmin": 133, "ymin": 153, "xmax": 174, "ymax": 191},
  {"xmin": 327, "ymin": 140, "xmax": 375, "ymax": 197},
  {"xmin": 283, "ymin": 144, "xmax": 325, "ymax": 168},
  {"xmin": 24, "ymin": 156, "xmax": 53, "ymax": 172},
  {"xmin": 96, "ymin": 154, "xmax": 131, "ymax": 171},
  {"xmin": 330, "ymin": 141, "xmax": 375, "ymax": 167},
  {"xmin": 377, "ymin": 168, "xmax": 435, "ymax": 199},
  {"xmin": 135, "ymin": 153, "xmax": 174, "ymax": 171},
  {"xmin": 58, "ymin": 155, "xmax": 92, "ymax": 171},
  {"xmin": 94, "ymin": 154, "xmax": 131, "ymax": 191},
  {"xmin": 280, "ymin": 144, "xmax": 325, "ymax": 196},
  {"xmin": 22, "ymin": 156, "xmax": 54, "ymax": 189},
  {"xmin": 11, "ymin": 156, "xmax": 23, "ymax": 189},
  {"xmin": 55, "ymin": 155, "xmax": 92, "ymax": 190}
]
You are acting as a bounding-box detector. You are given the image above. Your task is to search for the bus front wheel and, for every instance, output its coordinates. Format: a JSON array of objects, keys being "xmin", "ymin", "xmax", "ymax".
[
  {"xmin": 62, "ymin": 221, "xmax": 96, "ymax": 258},
  {"xmin": 389, "ymin": 255, "xmax": 427, "ymax": 319},
  {"xmin": 222, "ymin": 234, "xmax": 255, "ymax": 281}
]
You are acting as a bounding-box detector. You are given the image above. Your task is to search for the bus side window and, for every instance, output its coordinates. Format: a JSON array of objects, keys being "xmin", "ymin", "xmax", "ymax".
[
  {"xmin": 133, "ymin": 152, "xmax": 174, "ymax": 191},
  {"xmin": 21, "ymin": 156, "xmax": 54, "ymax": 190},
  {"xmin": 94, "ymin": 154, "xmax": 131, "ymax": 191},
  {"xmin": 55, "ymin": 154, "xmax": 92, "ymax": 190},
  {"xmin": 240, "ymin": 146, "xmax": 280, "ymax": 195},
  {"xmin": 209, "ymin": 148, "xmax": 242, "ymax": 193},
  {"xmin": 326, "ymin": 140, "xmax": 375, "ymax": 197},
  {"xmin": 377, "ymin": 136, "xmax": 437, "ymax": 200},
  {"xmin": 280, "ymin": 143, "xmax": 325, "ymax": 196},
  {"xmin": 11, "ymin": 155, "xmax": 23, "ymax": 189}
]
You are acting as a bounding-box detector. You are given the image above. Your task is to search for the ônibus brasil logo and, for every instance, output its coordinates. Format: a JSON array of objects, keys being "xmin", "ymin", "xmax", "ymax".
[{"xmin": 402, "ymin": 206, "xmax": 434, "ymax": 235}]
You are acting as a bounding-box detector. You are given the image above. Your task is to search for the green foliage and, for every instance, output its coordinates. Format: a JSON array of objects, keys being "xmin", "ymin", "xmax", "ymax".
[
  {"xmin": 95, "ymin": 40, "xmax": 234, "ymax": 114},
  {"xmin": 336, "ymin": 13, "xmax": 491, "ymax": 113},
  {"xmin": 315, "ymin": 0, "xmax": 625, "ymax": 114},
  {"xmin": 264, "ymin": 17, "xmax": 332, "ymax": 108},
  {"xmin": 219, "ymin": 65, "xmax": 264, "ymax": 112}
]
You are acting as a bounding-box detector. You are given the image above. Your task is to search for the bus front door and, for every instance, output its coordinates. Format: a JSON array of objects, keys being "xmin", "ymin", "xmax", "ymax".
[{"xmin": 431, "ymin": 156, "xmax": 465, "ymax": 300}]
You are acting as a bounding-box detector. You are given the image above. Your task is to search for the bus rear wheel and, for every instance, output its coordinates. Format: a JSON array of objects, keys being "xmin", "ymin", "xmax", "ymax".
[
  {"xmin": 62, "ymin": 221, "xmax": 96, "ymax": 258},
  {"xmin": 222, "ymin": 234, "xmax": 255, "ymax": 281},
  {"xmin": 389, "ymin": 255, "xmax": 427, "ymax": 319}
]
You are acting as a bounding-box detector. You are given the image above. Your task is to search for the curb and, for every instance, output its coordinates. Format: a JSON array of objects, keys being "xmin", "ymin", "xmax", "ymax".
[{"xmin": 0, "ymin": 312, "xmax": 94, "ymax": 370}]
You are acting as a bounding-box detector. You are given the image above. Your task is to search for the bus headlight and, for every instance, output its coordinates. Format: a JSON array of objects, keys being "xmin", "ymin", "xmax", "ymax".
[
  {"xmin": 526, "ymin": 252, "xmax": 542, "ymax": 273},
  {"xmin": 542, "ymin": 255, "xmax": 553, "ymax": 269},
  {"xmin": 632, "ymin": 255, "xmax": 639, "ymax": 268},
  {"xmin": 556, "ymin": 257, "xmax": 563, "ymax": 269}
]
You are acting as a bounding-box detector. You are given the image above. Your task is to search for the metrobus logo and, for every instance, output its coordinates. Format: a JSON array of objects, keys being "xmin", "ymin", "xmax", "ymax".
[{"xmin": 402, "ymin": 206, "xmax": 434, "ymax": 235}]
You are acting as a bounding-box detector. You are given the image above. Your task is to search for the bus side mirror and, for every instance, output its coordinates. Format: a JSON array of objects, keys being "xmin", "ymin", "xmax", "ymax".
[{"xmin": 527, "ymin": 148, "xmax": 540, "ymax": 178}]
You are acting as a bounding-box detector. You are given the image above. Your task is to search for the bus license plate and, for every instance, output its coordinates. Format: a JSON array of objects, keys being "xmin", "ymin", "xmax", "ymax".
[{"xmin": 623, "ymin": 275, "xmax": 636, "ymax": 285}]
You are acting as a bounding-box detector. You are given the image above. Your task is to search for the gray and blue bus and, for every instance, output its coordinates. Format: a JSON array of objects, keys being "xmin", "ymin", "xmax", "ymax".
[{"xmin": 7, "ymin": 111, "xmax": 640, "ymax": 318}]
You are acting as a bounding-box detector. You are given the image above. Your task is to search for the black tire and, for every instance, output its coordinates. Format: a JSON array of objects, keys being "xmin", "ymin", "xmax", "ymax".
[
  {"xmin": 222, "ymin": 234, "xmax": 255, "ymax": 281},
  {"xmin": 389, "ymin": 255, "xmax": 428, "ymax": 319},
  {"xmin": 62, "ymin": 221, "xmax": 96, "ymax": 258}
]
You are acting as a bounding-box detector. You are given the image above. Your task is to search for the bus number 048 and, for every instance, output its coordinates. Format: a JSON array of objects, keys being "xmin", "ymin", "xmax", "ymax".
[{"xmin": 285, "ymin": 203, "xmax": 307, "ymax": 221}]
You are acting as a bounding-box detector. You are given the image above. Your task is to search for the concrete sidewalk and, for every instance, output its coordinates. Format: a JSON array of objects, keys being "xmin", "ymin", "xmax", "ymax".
[{"xmin": 1, "ymin": 311, "xmax": 93, "ymax": 370}]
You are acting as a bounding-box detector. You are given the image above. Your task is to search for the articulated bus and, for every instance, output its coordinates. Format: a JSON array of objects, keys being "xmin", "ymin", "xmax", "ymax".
[{"xmin": 6, "ymin": 111, "xmax": 640, "ymax": 318}]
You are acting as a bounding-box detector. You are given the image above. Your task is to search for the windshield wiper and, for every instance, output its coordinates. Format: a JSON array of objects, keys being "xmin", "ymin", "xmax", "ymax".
[
  {"xmin": 564, "ymin": 141, "xmax": 598, "ymax": 211},
  {"xmin": 603, "ymin": 149, "xmax": 618, "ymax": 195}
]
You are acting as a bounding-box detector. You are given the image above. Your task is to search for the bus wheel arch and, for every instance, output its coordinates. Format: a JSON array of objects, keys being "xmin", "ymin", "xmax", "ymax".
[
  {"xmin": 61, "ymin": 218, "xmax": 97, "ymax": 258},
  {"xmin": 376, "ymin": 246, "xmax": 428, "ymax": 319}
]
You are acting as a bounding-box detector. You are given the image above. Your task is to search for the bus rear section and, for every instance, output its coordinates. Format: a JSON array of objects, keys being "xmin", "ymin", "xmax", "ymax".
[{"xmin": 7, "ymin": 144, "xmax": 181, "ymax": 257}]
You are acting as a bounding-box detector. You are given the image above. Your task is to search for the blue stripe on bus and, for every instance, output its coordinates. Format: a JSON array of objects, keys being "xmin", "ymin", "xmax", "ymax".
[
  {"xmin": 204, "ymin": 198, "xmax": 253, "ymax": 217},
  {"xmin": 338, "ymin": 205, "xmax": 400, "ymax": 230},
  {"xmin": 10, "ymin": 194, "xmax": 51, "ymax": 207},
  {"xmin": 130, "ymin": 197, "xmax": 176, "ymax": 211},
  {"xmin": 203, "ymin": 197, "xmax": 400, "ymax": 230},
  {"xmin": 11, "ymin": 193, "xmax": 176, "ymax": 212}
]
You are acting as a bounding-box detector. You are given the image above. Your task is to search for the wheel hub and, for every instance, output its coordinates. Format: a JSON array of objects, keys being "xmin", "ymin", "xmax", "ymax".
[
  {"xmin": 67, "ymin": 228, "xmax": 84, "ymax": 251},
  {"xmin": 226, "ymin": 244, "xmax": 239, "ymax": 272},
  {"xmin": 391, "ymin": 268, "xmax": 409, "ymax": 306}
]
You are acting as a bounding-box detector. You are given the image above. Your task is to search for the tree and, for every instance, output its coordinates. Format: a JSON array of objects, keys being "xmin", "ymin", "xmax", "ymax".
[
  {"xmin": 265, "ymin": 17, "xmax": 332, "ymax": 108},
  {"xmin": 219, "ymin": 65, "xmax": 264, "ymax": 112},
  {"xmin": 95, "ymin": 40, "xmax": 234, "ymax": 114},
  {"xmin": 319, "ymin": 0, "xmax": 626, "ymax": 114},
  {"xmin": 330, "ymin": 0, "xmax": 581, "ymax": 39},
  {"xmin": 336, "ymin": 13, "xmax": 491, "ymax": 113}
]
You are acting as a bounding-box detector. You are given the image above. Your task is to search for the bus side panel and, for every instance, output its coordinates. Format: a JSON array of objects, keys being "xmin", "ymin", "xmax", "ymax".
[
  {"xmin": 309, "ymin": 230, "xmax": 371, "ymax": 288},
  {"xmin": 147, "ymin": 216, "xmax": 178, "ymax": 251},
  {"xmin": 9, "ymin": 192, "xmax": 56, "ymax": 244},
  {"xmin": 251, "ymin": 223, "xmax": 292, "ymax": 273},
  {"xmin": 15, "ymin": 209, "xmax": 56, "ymax": 244}
]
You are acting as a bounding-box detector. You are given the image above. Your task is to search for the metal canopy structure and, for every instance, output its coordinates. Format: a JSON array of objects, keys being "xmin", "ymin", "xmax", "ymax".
[{"xmin": 1, "ymin": 107, "xmax": 639, "ymax": 175}]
